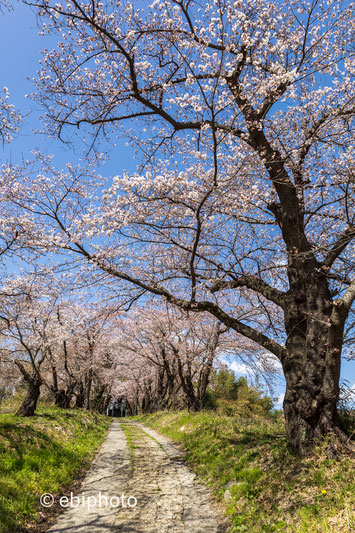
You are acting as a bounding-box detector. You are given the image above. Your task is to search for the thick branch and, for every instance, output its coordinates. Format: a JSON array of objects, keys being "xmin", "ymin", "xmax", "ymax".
[
  {"xmin": 14, "ymin": 360, "xmax": 36, "ymax": 383},
  {"xmin": 331, "ymin": 279, "xmax": 355, "ymax": 327},
  {"xmin": 341, "ymin": 279, "xmax": 355, "ymax": 314},
  {"xmin": 210, "ymin": 275, "xmax": 286, "ymax": 308},
  {"xmin": 322, "ymin": 226, "xmax": 355, "ymax": 268}
]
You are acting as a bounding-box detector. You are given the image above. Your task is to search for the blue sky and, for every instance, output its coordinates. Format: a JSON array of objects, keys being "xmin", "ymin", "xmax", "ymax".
[{"xmin": 0, "ymin": 2, "xmax": 354, "ymax": 406}]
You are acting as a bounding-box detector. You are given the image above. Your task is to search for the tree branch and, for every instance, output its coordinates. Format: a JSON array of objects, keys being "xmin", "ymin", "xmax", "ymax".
[
  {"xmin": 331, "ymin": 279, "xmax": 355, "ymax": 327},
  {"xmin": 70, "ymin": 246, "xmax": 287, "ymax": 361},
  {"xmin": 210, "ymin": 275, "xmax": 286, "ymax": 309},
  {"xmin": 322, "ymin": 226, "xmax": 355, "ymax": 268}
]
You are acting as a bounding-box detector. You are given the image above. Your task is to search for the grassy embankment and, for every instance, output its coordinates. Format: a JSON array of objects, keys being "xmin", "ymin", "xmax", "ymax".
[
  {"xmin": 134, "ymin": 410, "xmax": 354, "ymax": 533},
  {"xmin": 0, "ymin": 397, "xmax": 111, "ymax": 533}
]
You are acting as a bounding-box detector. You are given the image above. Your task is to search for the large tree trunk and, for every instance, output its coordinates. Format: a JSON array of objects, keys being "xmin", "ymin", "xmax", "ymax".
[
  {"xmin": 176, "ymin": 357, "xmax": 201, "ymax": 411},
  {"xmin": 17, "ymin": 375, "xmax": 42, "ymax": 417},
  {"xmin": 197, "ymin": 345, "xmax": 218, "ymax": 410},
  {"xmin": 54, "ymin": 389, "xmax": 67, "ymax": 408},
  {"xmin": 74, "ymin": 381, "xmax": 85, "ymax": 408},
  {"xmin": 282, "ymin": 269, "xmax": 348, "ymax": 452},
  {"xmin": 283, "ymin": 349, "xmax": 344, "ymax": 452},
  {"xmin": 53, "ymin": 384, "xmax": 76, "ymax": 409},
  {"xmin": 91, "ymin": 383, "xmax": 107, "ymax": 412},
  {"xmin": 154, "ymin": 366, "xmax": 168, "ymax": 410},
  {"xmin": 63, "ymin": 382, "xmax": 77, "ymax": 408},
  {"xmin": 50, "ymin": 363, "xmax": 74, "ymax": 408}
]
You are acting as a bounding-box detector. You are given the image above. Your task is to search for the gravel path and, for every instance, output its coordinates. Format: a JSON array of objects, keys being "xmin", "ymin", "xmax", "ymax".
[{"xmin": 45, "ymin": 419, "xmax": 228, "ymax": 533}]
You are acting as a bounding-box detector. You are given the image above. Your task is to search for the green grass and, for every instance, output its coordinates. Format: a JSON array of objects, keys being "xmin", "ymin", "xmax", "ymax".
[
  {"xmin": 120, "ymin": 422, "xmax": 136, "ymax": 471},
  {"xmin": 134, "ymin": 410, "xmax": 354, "ymax": 533},
  {"xmin": 0, "ymin": 402, "xmax": 111, "ymax": 533}
]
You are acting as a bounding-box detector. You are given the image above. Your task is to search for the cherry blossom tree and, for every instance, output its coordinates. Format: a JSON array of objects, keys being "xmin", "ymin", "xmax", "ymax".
[
  {"xmin": 0, "ymin": 281, "xmax": 58, "ymax": 416},
  {"xmin": 13, "ymin": 0, "xmax": 355, "ymax": 450},
  {"xmin": 38, "ymin": 299, "xmax": 120, "ymax": 410},
  {"xmin": 103, "ymin": 302, "xmax": 278, "ymax": 413},
  {"xmin": 113, "ymin": 304, "xmax": 230, "ymax": 412},
  {"xmin": 0, "ymin": 271, "xmax": 124, "ymax": 414},
  {"xmin": 67, "ymin": 303, "xmax": 118, "ymax": 410},
  {"xmin": 41, "ymin": 304, "xmax": 81, "ymax": 408}
]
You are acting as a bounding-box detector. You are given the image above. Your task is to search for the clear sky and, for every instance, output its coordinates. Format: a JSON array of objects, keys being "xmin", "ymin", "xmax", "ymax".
[{"xmin": 0, "ymin": 1, "xmax": 354, "ymax": 406}]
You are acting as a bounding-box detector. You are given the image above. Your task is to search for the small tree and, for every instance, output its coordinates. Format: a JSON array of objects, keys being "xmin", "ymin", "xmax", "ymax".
[{"xmin": 0, "ymin": 286, "xmax": 55, "ymax": 416}]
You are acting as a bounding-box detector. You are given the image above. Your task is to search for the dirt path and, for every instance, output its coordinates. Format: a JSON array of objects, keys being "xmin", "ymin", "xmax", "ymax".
[{"xmin": 45, "ymin": 419, "xmax": 228, "ymax": 533}]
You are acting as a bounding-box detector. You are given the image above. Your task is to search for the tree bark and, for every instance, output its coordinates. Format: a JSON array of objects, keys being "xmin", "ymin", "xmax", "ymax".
[
  {"xmin": 54, "ymin": 388, "xmax": 67, "ymax": 408},
  {"xmin": 50, "ymin": 363, "xmax": 72, "ymax": 408},
  {"xmin": 283, "ymin": 353, "xmax": 344, "ymax": 452},
  {"xmin": 91, "ymin": 383, "xmax": 107, "ymax": 412},
  {"xmin": 175, "ymin": 353, "xmax": 200, "ymax": 411},
  {"xmin": 282, "ymin": 269, "xmax": 348, "ymax": 452},
  {"xmin": 74, "ymin": 381, "xmax": 85, "ymax": 408},
  {"xmin": 16, "ymin": 375, "xmax": 42, "ymax": 417}
]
